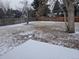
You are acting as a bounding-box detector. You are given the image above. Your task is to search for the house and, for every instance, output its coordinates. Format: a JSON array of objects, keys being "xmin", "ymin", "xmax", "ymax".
[
  {"xmin": 6, "ymin": 9, "xmax": 22, "ymax": 18},
  {"xmin": 0, "ymin": 8, "xmax": 5, "ymax": 18}
]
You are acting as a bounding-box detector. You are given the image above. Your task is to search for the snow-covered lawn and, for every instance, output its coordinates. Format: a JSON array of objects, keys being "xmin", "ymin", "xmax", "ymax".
[
  {"xmin": 1, "ymin": 40, "xmax": 79, "ymax": 59},
  {"xmin": 0, "ymin": 21, "xmax": 79, "ymax": 57}
]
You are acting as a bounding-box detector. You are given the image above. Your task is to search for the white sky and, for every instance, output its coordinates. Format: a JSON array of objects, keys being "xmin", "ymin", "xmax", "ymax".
[{"xmin": 1, "ymin": 0, "xmax": 34, "ymax": 9}]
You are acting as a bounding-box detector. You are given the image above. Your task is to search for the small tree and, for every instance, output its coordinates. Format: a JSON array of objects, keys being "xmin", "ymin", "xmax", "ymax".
[{"xmin": 21, "ymin": 0, "xmax": 30, "ymax": 24}]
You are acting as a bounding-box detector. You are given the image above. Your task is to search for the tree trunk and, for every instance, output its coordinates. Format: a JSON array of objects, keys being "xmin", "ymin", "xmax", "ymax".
[
  {"xmin": 67, "ymin": 3, "xmax": 75, "ymax": 33},
  {"xmin": 36, "ymin": 0, "xmax": 48, "ymax": 17},
  {"xmin": 27, "ymin": 10, "xmax": 29, "ymax": 24},
  {"xmin": 63, "ymin": 11, "xmax": 68, "ymax": 31}
]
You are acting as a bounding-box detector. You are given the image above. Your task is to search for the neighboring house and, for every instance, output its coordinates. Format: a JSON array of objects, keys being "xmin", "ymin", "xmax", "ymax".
[
  {"xmin": 6, "ymin": 9, "xmax": 14, "ymax": 18},
  {"xmin": 0, "ymin": 8, "xmax": 5, "ymax": 18},
  {"xmin": 6, "ymin": 9, "xmax": 22, "ymax": 18},
  {"xmin": 13, "ymin": 10, "xmax": 22, "ymax": 18}
]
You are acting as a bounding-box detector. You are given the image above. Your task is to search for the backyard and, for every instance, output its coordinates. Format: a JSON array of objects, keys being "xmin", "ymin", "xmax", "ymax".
[
  {"xmin": 0, "ymin": 21, "xmax": 79, "ymax": 56},
  {"xmin": 0, "ymin": 0, "xmax": 79, "ymax": 59}
]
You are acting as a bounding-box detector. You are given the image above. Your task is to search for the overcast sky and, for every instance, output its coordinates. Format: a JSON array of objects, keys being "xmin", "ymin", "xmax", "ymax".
[{"xmin": 1, "ymin": 0, "xmax": 34, "ymax": 9}]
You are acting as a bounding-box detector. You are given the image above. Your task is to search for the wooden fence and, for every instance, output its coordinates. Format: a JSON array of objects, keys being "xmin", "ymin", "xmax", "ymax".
[
  {"xmin": 36, "ymin": 16, "xmax": 79, "ymax": 22},
  {"xmin": 0, "ymin": 17, "xmax": 36, "ymax": 26},
  {"xmin": 0, "ymin": 18, "xmax": 26, "ymax": 26},
  {"xmin": 0, "ymin": 16, "xmax": 79, "ymax": 26}
]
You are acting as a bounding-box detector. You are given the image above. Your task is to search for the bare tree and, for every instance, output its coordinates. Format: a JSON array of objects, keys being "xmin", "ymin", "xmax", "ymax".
[
  {"xmin": 0, "ymin": 1, "xmax": 5, "ymax": 11},
  {"xmin": 48, "ymin": 0, "xmax": 78, "ymax": 33},
  {"xmin": 20, "ymin": 0, "xmax": 30, "ymax": 24},
  {"xmin": 5, "ymin": 1, "xmax": 10, "ymax": 10},
  {"xmin": 0, "ymin": 0, "xmax": 10, "ymax": 14}
]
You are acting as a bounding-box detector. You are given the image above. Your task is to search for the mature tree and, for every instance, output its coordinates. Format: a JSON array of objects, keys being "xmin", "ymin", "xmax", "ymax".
[
  {"xmin": 32, "ymin": 0, "xmax": 39, "ymax": 10},
  {"xmin": 53, "ymin": 0, "xmax": 63, "ymax": 16},
  {"xmin": 62, "ymin": 0, "xmax": 75, "ymax": 33},
  {"xmin": 46, "ymin": 0, "xmax": 78, "ymax": 33},
  {"xmin": 32, "ymin": 0, "xmax": 49, "ymax": 17},
  {"xmin": 32, "ymin": 0, "xmax": 79, "ymax": 33}
]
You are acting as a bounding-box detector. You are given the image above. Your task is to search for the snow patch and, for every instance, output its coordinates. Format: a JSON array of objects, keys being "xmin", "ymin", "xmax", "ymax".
[{"xmin": 1, "ymin": 40, "xmax": 79, "ymax": 59}]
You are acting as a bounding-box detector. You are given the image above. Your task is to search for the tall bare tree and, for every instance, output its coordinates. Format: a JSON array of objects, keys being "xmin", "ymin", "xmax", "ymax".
[
  {"xmin": 32, "ymin": 0, "xmax": 79, "ymax": 33},
  {"xmin": 20, "ymin": 0, "xmax": 29, "ymax": 24},
  {"xmin": 43, "ymin": 0, "xmax": 77, "ymax": 33},
  {"xmin": 48, "ymin": 0, "xmax": 76, "ymax": 33}
]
